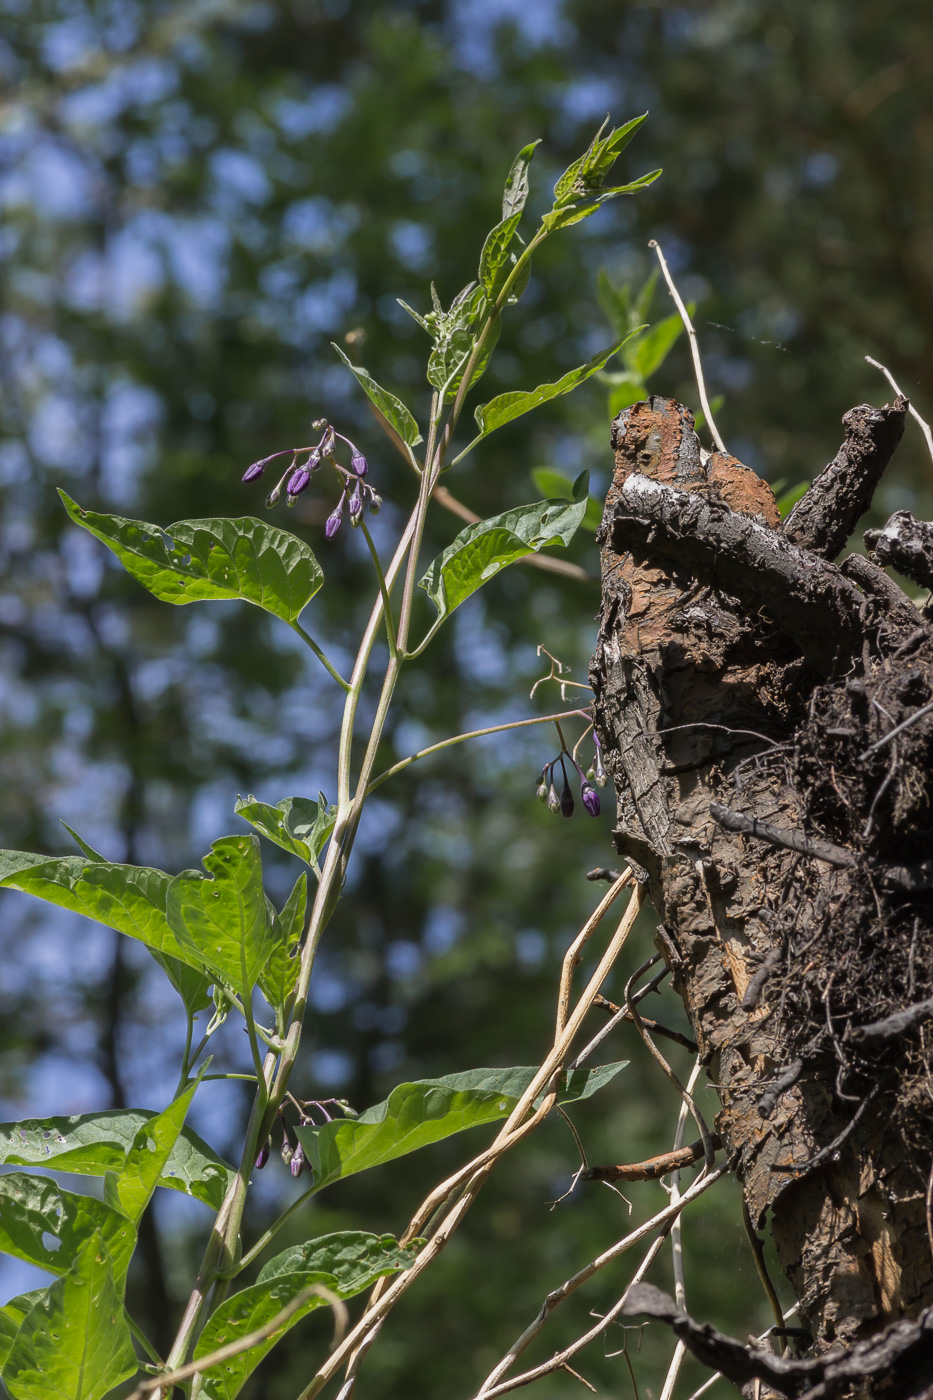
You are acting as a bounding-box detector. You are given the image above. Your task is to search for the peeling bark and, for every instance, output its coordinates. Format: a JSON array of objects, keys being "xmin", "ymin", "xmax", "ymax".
[{"xmin": 591, "ymin": 396, "xmax": 933, "ymax": 1389}]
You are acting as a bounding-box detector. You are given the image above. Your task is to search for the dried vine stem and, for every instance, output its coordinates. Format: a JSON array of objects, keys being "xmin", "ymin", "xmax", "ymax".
[
  {"xmin": 299, "ymin": 873, "xmax": 644, "ymax": 1400},
  {"xmin": 658, "ymin": 1059, "xmax": 703, "ymax": 1400},
  {"xmin": 649, "ymin": 238, "xmax": 727, "ymax": 454},
  {"xmin": 865, "ymin": 355, "xmax": 933, "ymax": 465}
]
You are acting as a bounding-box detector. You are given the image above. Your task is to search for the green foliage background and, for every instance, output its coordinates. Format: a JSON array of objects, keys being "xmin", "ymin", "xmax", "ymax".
[{"xmin": 1, "ymin": 1, "xmax": 931, "ymax": 1396}]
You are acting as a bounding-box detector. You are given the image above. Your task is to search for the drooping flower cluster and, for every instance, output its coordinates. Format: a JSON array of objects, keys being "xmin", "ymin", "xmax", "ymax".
[
  {"xmin": 535, "ymin": 732, "xmax": 608, "ymax": 819},
  {"xmin": 254, "ymin": 1096, "xmax": 357, "ymax": 1178},
  {"xmin": 242, "ymin": 419, "xmax": 382, "ymax": 538}
]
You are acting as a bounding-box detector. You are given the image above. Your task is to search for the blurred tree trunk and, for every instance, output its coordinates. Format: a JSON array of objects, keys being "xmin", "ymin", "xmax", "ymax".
[{"xmin": 591, "ymin": 397, "xmax": 933, "ymax": 1391}]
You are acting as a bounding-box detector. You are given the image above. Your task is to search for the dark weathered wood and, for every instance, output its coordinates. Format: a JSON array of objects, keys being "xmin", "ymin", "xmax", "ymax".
[
  {"xmin": 865, "ymin": 510, "xmax": 933, "ymax": 592},
  {"xmin": 782, "ymin": 398, "xmax": 907, "ymax": 559}
]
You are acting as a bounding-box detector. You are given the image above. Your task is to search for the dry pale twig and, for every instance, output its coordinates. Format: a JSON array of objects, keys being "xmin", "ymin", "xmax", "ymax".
[
  {"xmin": 649, "ymin": 240, "xmax": 727, "ymax": 455},
  {"xmin": 865, "ymin": 356, "xmax": 933, "ymax": 466},
  {"xmin": 658, "ymin": 1060, "xmax": 703, "ymax": 1400},
  {"xmin": 126, "ymin": 1284, "xmax": 347, "ymax": 1400},
  {"xmin": 299, "ymin": 875, "xmax": 644, "ymax": 1400}
]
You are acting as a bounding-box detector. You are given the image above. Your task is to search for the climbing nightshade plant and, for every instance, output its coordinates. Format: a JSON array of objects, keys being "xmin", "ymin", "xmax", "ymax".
[{"xmin": 0, "ymin": 117, "xmax": 659, "ymax": 1399}]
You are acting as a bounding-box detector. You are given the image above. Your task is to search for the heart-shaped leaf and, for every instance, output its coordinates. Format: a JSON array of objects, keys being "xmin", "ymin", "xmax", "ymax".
[{"xmin": 60, "ymin": 493, "xmax": 323, "ymax": 625}]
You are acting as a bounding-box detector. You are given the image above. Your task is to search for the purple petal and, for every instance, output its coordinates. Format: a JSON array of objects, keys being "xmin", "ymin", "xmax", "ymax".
[
  {"xmin": 242, "ymin": 461, "xmax": 265, "ymax": 483},
  {"xmin": 287, "ymin": 467, "xmax": 311, "ymax": 497},
  {"xmin": 254, "ymin": 1139, "xmax": 271, "ymax": 1169},
  {"xmin": 581, "ymin": 783, "xmax": 601, "ymax": 817},
  {"xmin": 351, "ymin": 450, "xmax": 369, "ymax": 477}
]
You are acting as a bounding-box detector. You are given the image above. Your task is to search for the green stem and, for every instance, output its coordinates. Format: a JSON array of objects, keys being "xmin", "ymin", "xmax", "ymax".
[
  {"xmin": 176, "ymin": 1011, "xmax": 195, "ymax": 1094},
  {"xmin": 223, "ymin": 1182, "xmax": 317, "ymax": 1279},
  {"xmin": 289, "ymin": 621, "xmax": 351, "ymax": 691},
  {"xmin": 367, "ymin": 709, "xmax": 590, "ymax": 795},
  {"xmin": 360, "ymin": 519, "xmax": 398, "ymax": 659},
  {"xmin": 127, "ymin": 1313, "xmax": 163, "ymax": 1366}
]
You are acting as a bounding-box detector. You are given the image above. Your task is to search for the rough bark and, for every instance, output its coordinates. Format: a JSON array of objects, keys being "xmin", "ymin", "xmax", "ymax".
[{"xmin": 590, "ymin": 396, "xmax": 933, "ymax": 1391}]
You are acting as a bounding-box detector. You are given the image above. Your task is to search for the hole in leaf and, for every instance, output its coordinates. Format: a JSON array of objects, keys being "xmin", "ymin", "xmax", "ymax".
[{"xmin": 41, "ymin": 1231, "xmax": 61, "ymax": 1253}]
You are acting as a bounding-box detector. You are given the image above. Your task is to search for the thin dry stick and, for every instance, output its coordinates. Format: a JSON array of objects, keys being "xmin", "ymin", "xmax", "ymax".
[
  {"xmin": 865, "ymin": 355, "xmax": 933, "ymax": 465},
  {"xmin": 299, "ymin": 877, "xmax": 645, "ymax": 1400},
  {"xmin": 658, "ymin": 1059, "xmax": 703, "ymax": 1400},
  {"xmin": 126, "ymin": 1285, "xmax": 347, "ymax": 1400},
  {"xmin": 649, "ymin": 239, "xmax": 727, "ymax": 455},
  {"xmin": 473, "ymin": 1163, "xmax": 728, "ymax": 1398}
]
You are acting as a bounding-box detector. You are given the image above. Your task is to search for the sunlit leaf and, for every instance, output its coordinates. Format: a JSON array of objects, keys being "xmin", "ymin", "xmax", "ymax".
[
  {"xmin": 103, "ymin": 1077, "xmax": 202, "ymax": 1228},
  {"xmin": 60, "ymin": 493, "xmax": 323, "ymax": 625},
  {"xmin": 552, "ymin": 113, "xmax": 648, "ymax": 206},
  {"xmin": 471, "ymin": 336, "xmax": 639, "ymax": 444},
  {"xmin": 0, "ymin": 1173, "xmax": 134, "ymax": 1279},
  {"xmin": 418, "ymin": 480, "xmax": 589, "ymax": 622},
  {"xmin": 624, "ymin": 309, "xmax": 688, "ymax": 380},
  {"xmin": 0, "ymin": 851, "xmax": 207, "ymax": 977},
  {"xmin": 426, "ymin": 282, "xmax": 490, "ymax": 400},
  {"xmin": 605, "ymin": 375, "xmax": 647, "ymax": 418},
  {"xmin": 167, "ymin": 835, "xmax": 273, "ymax": 997},
  {"xmin": 541, "ymin": 169, "xmax": 662, "ymax": 232},
  {"xmin": 0, "ymin": 1112, "xmax": 234, "ymax": 1211},
  {"xmin": 194, "ymin": 1233, "xmax": 420, "ymax": 1400},
  {"xmin": 478, "ymin": 212, "xmax": 521, "ymax": 299},
  {"xmin": 501, "ymin": 138, "xmax": 540, "ymax": 220},
  {"xmin": 259, "ymin": 872, "xmax": 307, "ymax": 1015},
  {"xmin": 296, "ymin": 1062, "xmax": 627, "ymax": 1194},
  {"xmin": 59, "ymin": 823, "xmax": 106, "ymax": 862},
  {"xmin": 530, "ymin": 469, "xmax": 602, "ymax": 533},
  {"xmin": 235, "ymin": 793, "xmax": 336, "ymax": 872},
  {"xmin": 332, "ymin": 345, "xmax": 422, "ymax": 446},
  {"xmin": 1, "ymin": 1235, "xmax": 137, "ymax": 1400},
  {"xmin": 0, "ymin": 1291, "xmax": 45, "ymax": 1371}
]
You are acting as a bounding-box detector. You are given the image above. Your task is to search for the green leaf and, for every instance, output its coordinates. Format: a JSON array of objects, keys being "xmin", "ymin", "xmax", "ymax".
[
  {"xmin": 1, "ymin": 1235, "xmax": 137, "ymax": 1400},
  {"xmin": 596, "ymin": 269, "xmax": 635, "ymax": 339},
  {"xmin": 426, "ymin": 282, "xmax": 490, "ymax": 400},
  {"xmin": 235, "ymin": 793, "xmax": 337, "ymax": 872},
  {"xmin": 472, "ymin": 336, "xmax": 639, "ymax": 444},
  {"xmin": 625, "ymin": 309, "xmax": 688, "ymax": 380},
  {"xmin": 103, "ymin": 1078, "xmax": 202, "ymax": 1228},
  {"xmin": 541, "ymin": 169, "xmax": 662, "ymax": 233},
  {"xmin": 582, "ymin": 496, "xmax": 603, "ymax": 532},
  {"xmin": 149, "ymin": 949, "xmax": 213, "ymax": 1016},
  {"xmin": 331, "ymin": 345, "xmax": 422, "ymax": 447},
  {"xmin": 60, "ymin": 493, "xmax": 323, "ymax": 625},
  {"xmin": 633, "ymin": 267, "xmax": 659, "ymax": 322},
  {"xmin": 478, "ymin": 212, "xmax": 521, "ymax": 299},
  {"xmin": 0, "ymin": 1173, "xmax": 134, "ymax": 1280},
  {"xmin": 194, "ymin": 1234, "xmax": 420, "ymax": 1400},
  {"xmin": 418, "ymin": 488, "xmax": 589, "ymax": 623},
  {"xmin": 167, "ymin": 835, "xmax": 273, "ymax": 998},
  {"xmin": 59, "ymin": 823, "xmax": 106, "ymax": 862},
  {"xmin": 605, "ymin": 375, "xmax": 647, "ymax": 419},
  {"xmin": 530, "ymin": 467, "xmax": 576, "ymax": 500},
  {"xmin": 501, "ymin": 138, "xmax": 540, "ymax": 220},
  {"xmin": 296, "ymin": 1062, "xmax": 627, "ymax": 1195},
  {"xmin": 0, "ymin": 1111, "xmax": 234, "ymax": 1211},
  {"xmin": 259, "ymin": 872, "xmax": 307, "ymax": 1015},
  {"xmin": 694, "ymin": 393, "xmax": 725, "ymax": 434},
  {"xmin": 0, "ymin": 850, "xmax": 209, "ymax": 978},
  {"xmin": 552, "ymin": 113, "xmax": 648, "ymax": 206},
  {"xmin": 775, "ymin": 480, "xmax": 810, "ymax": 517},
  {"xmin": 0, "ymin": 1291, "xmax": 46, "ymax": 1371},
  {"xmin": 396, "ymin": 298, "xmax": 429, "ymax": 332}
]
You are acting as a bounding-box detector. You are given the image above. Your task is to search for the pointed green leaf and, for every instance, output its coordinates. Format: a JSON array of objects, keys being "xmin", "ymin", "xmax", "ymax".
[
  {"xmin": 625, "ymin": 309, "xmax": 689, "ymax": 380},
  {"xmin": 0, "ymin": 1111, "xmax": 234, "ymax": 1211},
  {"xmin": 470, "ymin": 335, "xmax": 640, "ymax": 447},
  {"xmin": 60, "ymin": 494, "xmax": 323, "ymax": 625},
  {"xmin": 0, "ymin": 850, "xmax": 208, "ymax": 978},
  {"xmin": 541, "ymin": 169, "xmax": 662, "ymax": 232},
  {"xmin": 195, "ymin": 1234, "xmax": 420, "ymax": 1400},
  {"xmin": 235, "ymin": 793, "xmax": 337, "ymax": 872},
  {"xmin": 775, "ymin": 480, "xmax": 810, "ymax": 518},
  {"xmin": 59, "ymin": 823, "xmax": 106, "ymax": 862},
  {"xmin": 0, "ymin": 1173, "xmax": 134, "ymax": 1280},
  {"xmin": 396, "ymin": 297, "xmax": 430, "ymax": 332},
  {"xmin": 606, "ymin": 375, "xmax": 647, "ymax": 418},
  {"xmin": 296, "ymin": 1062, "xmax": 627, "ymax": 1194},
  {"xmin": 426, "ymin": 282, "xmax": 490, "ymax": 400},
  {"xmin": 1, "ymin": 1235, "xmax": 137, "ymax": 1400},
  {"xmin": 0, "ymin": 1291, "xmax": 46, "ymax": 1371},
  {"xmin": 530, "ymin": 467, "xmax": 576, "ymax": 500},
  {"xmin": 478, "ymin": 212, "xmax": 521, "ymax": 299},
  {"xmin": 104, "ymin": 1078, "xmax": 202, "ymax": 1228},
  {"xmin": 633, "ymin": 267, "xmax": 660, "ymax": 322},
  {"xmin": 552, "ymin": 113, "xmax": 648, "ymax": 207},
  {"xmin": 502, "ymin": 138, "xmax": 540, "ymax": 220},
  {"xmin": 418, "ymin": 491, "xmax": 588, "ymax": 623},
  {"xmin": 597, "ymin": 269, "xmax": 636, "ymax": 339},
  {"xmin": 331, "ymin": 345, "xmax": 422, "ymax": 447},
  {"xmin": 259, "ymin": 873, "xmax": 306, "ymax": 1015},
  {"xmin": 149, "ymin": 948, "xmax": 213, "ymax": 1016},
  {"xmin": 167, "ymin": 835, "xmax": 273, "ymax": 997}
]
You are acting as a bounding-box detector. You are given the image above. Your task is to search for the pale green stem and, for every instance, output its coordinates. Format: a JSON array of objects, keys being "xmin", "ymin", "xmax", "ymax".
[
  {"xmin": 289, "ymin": 620, "xmax": 351, "ymax": 691},
  {"xmin": 367, "ymin": 710, "xmax": 590, "ymax": 796},
  {"xmin": 359, "ymin": 518, "xmax": 398, "ymax": 658},
  {"xmin": 223, "ymin": 1181, "xmax": 317, "ymax": 1279}
]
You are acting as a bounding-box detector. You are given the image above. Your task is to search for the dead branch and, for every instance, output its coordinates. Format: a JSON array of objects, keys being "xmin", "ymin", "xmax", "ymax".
[
  {"xmin": 583, "ymin": 1133, "xmax": 722, "ymax": 1182},
  {"xmin": 864, "ymin": 510, "xmax": 933, "ymax": 592},
  {"xmin": 709, "ymin": 802, "xmax": 856, "ymax": 868},
  {"xmin": 781, "ymin": 398, "xmax": 907, "ymax": 559}
]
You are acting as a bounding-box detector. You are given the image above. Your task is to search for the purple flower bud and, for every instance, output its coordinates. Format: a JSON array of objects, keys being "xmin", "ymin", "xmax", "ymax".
[
  {"xmin": 242, "ymin": 461, "xmax": 266, "ymax": 483},
  {"xmin": 348, "ymin": 481, "xmax": 364, "ymax": 523},
  {"xmin": 307, "ymin": 447, "xmax": 322, "ymax": 472},
  {"xmin": 367, "ymin": 492, "xmax": 383, "ymax": 515},
  {"xmin": 351, "ymin": 449, "xmax": 369, "ymax": 477},
  {"xmin": 290, "ymin": 1143, "xmax": 306, "ymax": 1177},
  {"xmin": 325, "ymin": 491, "xmax": 347, "ymax": 539},
  {"xmin": 254, "ymin": 1138, "xmax": 270, "ymax": 1169},
  {"xmin": 287, "ymin": 467, "xmax": 311, "ymax": 497},
  {"xmin": 581, "ymin": 782, "xmax": 601, "ymax": 817},
  {"xmin": 547, "ymin": 782, "xmax": 561, "ymax": 814},
  {"xmin": 560, "ymin": 783, "xmax": 574, "ymax": 818}
]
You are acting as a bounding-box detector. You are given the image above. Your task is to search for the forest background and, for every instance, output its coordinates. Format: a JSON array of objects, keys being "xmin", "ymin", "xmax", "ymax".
[{"xmin": 1, "ymin": 1, "xmax": 932, "ymax": 1396}]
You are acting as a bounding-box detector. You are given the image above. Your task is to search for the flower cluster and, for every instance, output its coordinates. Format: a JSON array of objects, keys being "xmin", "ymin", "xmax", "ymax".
[
  {"xmin": 242, "ymin": 420, "xmax": 382, "ymax": 538},
  {"xmin": 254, "ymin": 1096, "xmax": 357, "ymax": 1177},
  {"xmin": 535, "ymin": 733, "xmax": 608, "ymax": 819}
]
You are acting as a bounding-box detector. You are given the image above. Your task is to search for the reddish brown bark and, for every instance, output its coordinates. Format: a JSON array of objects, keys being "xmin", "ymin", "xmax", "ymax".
[{"xmin": 590, "ymin": 396, "xmax": 933, "ymax": 1386}]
